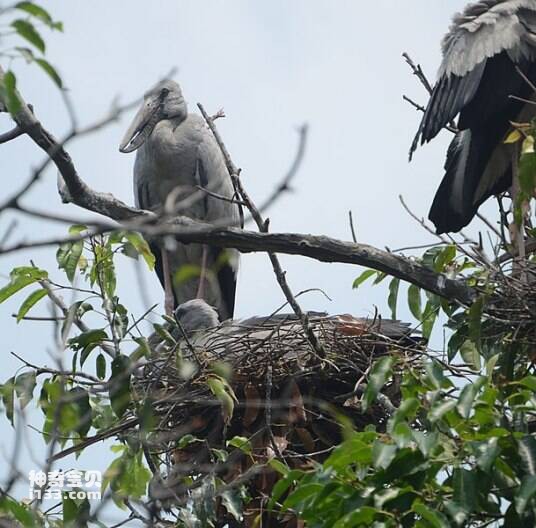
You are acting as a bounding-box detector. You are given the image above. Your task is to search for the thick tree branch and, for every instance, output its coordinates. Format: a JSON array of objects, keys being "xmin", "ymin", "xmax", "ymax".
[
  {"xmin": 0, "ymin": 67, "xmax": 477, "ymax": 307},
  {"xmin": 0, "ymin": 217, "xmax": 477, "ymax": 305}
]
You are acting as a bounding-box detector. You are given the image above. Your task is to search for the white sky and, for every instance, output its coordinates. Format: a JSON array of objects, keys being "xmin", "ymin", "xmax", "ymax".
[{"xmin": 1, "ymin": 0, "xmax": 486, "ymax": 522}]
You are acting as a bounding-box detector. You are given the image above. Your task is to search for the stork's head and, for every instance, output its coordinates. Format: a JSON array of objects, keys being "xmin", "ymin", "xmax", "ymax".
[
  {"xmin": 119, "ymin": 80, "xmax": 187, "ymax": 153},
  {"xmin": 174, "ymin": 299, "xmax": 220, "ymax": 335}
]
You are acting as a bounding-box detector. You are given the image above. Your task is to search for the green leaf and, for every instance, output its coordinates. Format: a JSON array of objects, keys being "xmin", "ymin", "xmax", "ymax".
[
  {"xmin": 14, "ymin": 371, "xmax": 36, "ymax": 409},
  {"xmin": 372, "ymin": 441, "xmax": 397, "ymax": 469},
  {"xmin": 468, "ymin": 297, "xmax": 484, "ymax": 349},
  {"xmin": 412, "ymin": 430, "xmax": 438, "ymax": 457},
  {"xmin": 68, "ymin": 387, "xmax": 91, "ymax": 437},
  {"xmin": 325, "ymin": 434, "xmax": 373, "ymax": 471},
  {"xmin": 269, "ymin": 458, "xmax": 289, "ymax": 476},
  {"xmin": 388, "ymin": 278, "xmax": 400, "ymax": 319},
  {"xmin": 16, "ymin": 288, "xmax": 47, "ymax": 322},
  {"xmin": 459, "ymin": 340, "xmax": 481, "ymax": 371},
  {"xmin": 519, "ymin": 376, "xmax": 536, "ymax": 392},
  {"xmin": 35, "ymin": 58, "xmax": 62, "ymax": 87},
  {"xmin": 413, "ymin": 500, "xmax": 450, "ymax": 528},
  {"xmin": 104, "ymin": 450, "xmax": 151, "ymax": 502},
  {"xmin": 362, "ymin": 356, "xmax": 395, "ymax": 412},
  {"xmin": 515, "ymin": 475, "xmax": 536, "ymax": 514},
  {"xmin": 57, "ymin": 237, "xmax": 84, "ymax": 283},
  {"xmin": 447, "ymin": 330, "xmax": 465, "ymax": 362},
  {"xmin": 62, "ymin": 493, "xmax": 78, "ymax": 526},
  {"xmin": 0, "ymin": 266, "xmax": 47, "ymax": 304},
  {"xmin": 1, "ymin": 378, "xmax": 15, "ymax": 426},
  {"xmin": 109, "ymin": 355, "xmax": 131, "ymax": 418},
  {"xmin": 0, "ymin": 496, "xmax": 36, "ymax": 527},
  {"xmin": 15, "ymin": 2, "xmax": 58, "ymax": 29},
  {"xmin": 425, "ymin": 360, "xmax": 449, "ymax": 390},
  {"xmin": 0, "ymin": 70, "xmax": 23, "ymax": 115},
  {"xmin": 333, "ymin": 507, "xmax": 377, "ymax": 527},
  {"xmin": 11, "ymin": 19, "xmax": 45, "ymax": 52},
  {"xmin": 474, "ymin": 437, "xmax": 500, "ymax": 473},
  {"xmin": 433, "ymin": 245, "xmax": 456, "ymax": 273},
  {"xmin": 372, "ymin": 271, "xmax": 387, "ymax": 285},
  {"xmin": 124, "ymin": 232, "xmax": 155, "ymax": 270},
  {"xmin": 177, "ymin": 434, "xmax": 202, "ymax": 449},
  {"xmin": 15, "ymin": 46, "xmax": 34, "ymax": 63},
  {"xmin": 407, "ymin": 284, "xmax": 422, "ymax": 320},
  {"xmin": 519, "ymin": 436, "xmax": 536, "ymax": 476},
  {"xmin": 96, "ymin": 354, "xmax": 106, "ymax": 380},
  {"xmin": 131, "ymin": 337, "xmax": 151, "ymax": 361},
  {"xmin": 220, "ymin": 489, "xmax": 243, "ymax": 522},
  {"xmin": 352, "ymin": 269, "xmax": 377, "ymax": 289},
  {"xmin": 227, "ymin": 435, "xmax": 253, "ymax": 455},
  {"xmin": 519, "ymin": 152, "xmax": 536, "ymax": 195},
  {"xmin": 207, "ymin": 375, "xmax": 237, "ymax": 423},
  {"xmin": 173, "ymin": 264, "xmax": 201, "ymax": 286},
  {"xmin": 68, "ymin": 329, "xmax": 108, "ymax": 366},
  {"xmin": 428, "ymin": 399, "xmax": 456, "ymax": 423},
  {"xmin": 388, "ymin": 397, "xmax": 419, "ymax": 433},
  {"xmin": 452, "ymin": 468, "xmax": 478, "ymax": 514},
  {"xmin": 457, "ymin": 376, "xmax": 486, "ymax": 419},
  {"xmin": 267, "ymin": 469, "xmax": 304, "ymax": 510},
  {"xmin": 283, "ymin": 483, "xmax": 323, "ymax": 510},
  {"xmin": 422, "ymin": 297, "xmax": 440, "ymax": 340}
]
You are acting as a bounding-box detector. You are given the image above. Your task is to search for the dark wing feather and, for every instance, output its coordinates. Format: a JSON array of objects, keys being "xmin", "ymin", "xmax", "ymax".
[
  {"xmin": 410, "ymin": 0, "xmax": 536, "ymax": 159},
  {"xmin": 210, "ymin": 246, "xmax": 238, "ymax": 320},
  {"xmin": 196, "ymin": 155, "xmax": 238, "ymax": 320},
  {"xmin": 420, "ymin": 61, "xmax": 486, "ymax": 143}
]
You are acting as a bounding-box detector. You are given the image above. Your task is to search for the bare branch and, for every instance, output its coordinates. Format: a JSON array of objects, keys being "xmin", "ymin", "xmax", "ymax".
[{"xmin": 0, "ymin": 124, "xmax": 24, "ymax": 144}]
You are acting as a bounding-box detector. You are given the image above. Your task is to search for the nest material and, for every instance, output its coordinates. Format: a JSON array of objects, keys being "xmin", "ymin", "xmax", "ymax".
[{"xmin": 134, "ymin": 312, "xmax": 424, "ymax": 524}]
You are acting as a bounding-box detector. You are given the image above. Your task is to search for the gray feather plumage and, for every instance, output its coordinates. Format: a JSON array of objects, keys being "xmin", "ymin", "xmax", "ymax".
[
  {"xmin": 122, "ymin": 81, "xmax": 240, "ymax": 319},
  {"xmin": 440, "ymin": 0, "xmax": 536, "ymax": 78}
]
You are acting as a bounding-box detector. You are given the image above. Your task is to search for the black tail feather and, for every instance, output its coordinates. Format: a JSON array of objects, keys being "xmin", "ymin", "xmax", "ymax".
[{"xmin": 428, "ymin": 129, "xmax": 509, "ymax": 234}]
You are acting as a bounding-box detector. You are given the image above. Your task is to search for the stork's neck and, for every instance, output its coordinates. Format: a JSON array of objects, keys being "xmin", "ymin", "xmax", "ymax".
[{"xmin": 166, "ymin": 112, "xmax": 188, "ymax": 130}]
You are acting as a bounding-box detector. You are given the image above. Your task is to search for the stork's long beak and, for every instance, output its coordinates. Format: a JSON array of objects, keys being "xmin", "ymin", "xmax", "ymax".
[{"xmin": 119, "ymin": 96, "xmax": 160, "ymax": 153}]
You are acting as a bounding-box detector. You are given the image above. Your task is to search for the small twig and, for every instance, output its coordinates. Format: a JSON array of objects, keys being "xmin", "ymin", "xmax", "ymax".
[
  {"xmin": 476, "ymin": 213, "xmax": 502, "ymax": 239},
  {"xmin": 399, "ymin": 195, "xmax": 449, "ymax": 244},
  {"xmin": 348, "ymin": 210, "xmax": 357, "ymax": 243},
  {"xmin": 0, "ymin": 124, "xmax": 24, "ymax": 144},
  {"xmin": 402, "ymin": 52, "xmax": 433, "ymax": 94},
  {"xmin": 0, "ymin": 218, "xmax": 18, "ymax": 247},
  {"xmin": 515, "ymin": 66, "xmax": 536, "ymax": 94},
  {"xmin": 48, "ymin": 418, "xmax": 140, "ymax": 462},
  {"xmin": 402, "ymin": 95, "xmax": 426, "ymax": 113},
  {"xmin": 256, "ymin": 124, "xmax": 308, "ymax": 214},
  {"xmin": 194, "ymin": 185, "xmax": 247, "ymax": 206}
]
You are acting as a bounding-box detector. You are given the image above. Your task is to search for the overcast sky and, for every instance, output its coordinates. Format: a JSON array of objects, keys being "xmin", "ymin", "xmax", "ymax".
[{"xmin": 0, "ymin": 0, "xmax": 475, "ymax": 521}]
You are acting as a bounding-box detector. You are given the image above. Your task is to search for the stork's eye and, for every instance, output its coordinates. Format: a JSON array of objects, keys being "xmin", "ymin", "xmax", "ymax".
[{"xmin": 161, "ymin": 87, "xmax": 170, "ymax": 98}]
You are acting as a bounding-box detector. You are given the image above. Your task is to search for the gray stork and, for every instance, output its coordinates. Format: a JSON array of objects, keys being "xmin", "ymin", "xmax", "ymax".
[
  {"xmin": 170, "ymin": 298, "xmax": 415, "ymax": 350},
  {"xmin": 411, "ymin": 0, "xmax": 536, "ymax": 234},
  {"xmin": 119, "ymin": 80, "xmax": 240, "ymax": 319}
]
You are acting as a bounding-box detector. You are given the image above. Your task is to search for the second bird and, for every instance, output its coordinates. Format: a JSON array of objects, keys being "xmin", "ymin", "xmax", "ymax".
[{"xmin": 119, "ymin": 80, "xmax": 240, "ymax": 319}]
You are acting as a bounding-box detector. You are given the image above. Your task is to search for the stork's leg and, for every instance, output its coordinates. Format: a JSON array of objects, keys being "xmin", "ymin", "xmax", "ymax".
[
  {"xmin": 196, "ymin": 244, "xmax": 209, "ymax": 300},
  {"xmin": 161, "ymin": 249, "xmax": 174, "ymax": 316}
]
